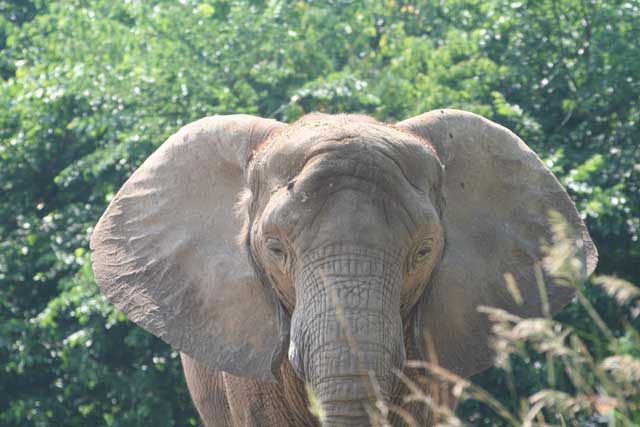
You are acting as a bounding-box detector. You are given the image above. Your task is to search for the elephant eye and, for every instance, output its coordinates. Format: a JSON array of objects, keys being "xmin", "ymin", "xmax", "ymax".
[
  {"xmin": 414, "ymin": 238, "xmax": 434, "ymax": 262},
  {"xmin": 417, "ymin": 247, "xmax": 430, "ymax": 257},
  {"xmin": 265, "ymin": 237, "xmax": 287, "ymax": 261}
]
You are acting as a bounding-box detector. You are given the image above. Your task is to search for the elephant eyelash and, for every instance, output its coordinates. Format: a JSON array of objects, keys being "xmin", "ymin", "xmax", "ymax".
[
  {"xmin": 417, "ymin": 238, "xmax": 434, "ymax": 256},
  {"xmin": 265, "ymin": 237, "xmax": 288, "ymax": 263},
  {"xmin": 269, "ymin": 246, "xmax": 285, "ymax": 257},
  {"xmin": 417, "ymin": 247, "xmax": 431, "ymax": 257},
  {"xmin": 406, "ymin": 237, "xmax": 434, "ymax": 271}
]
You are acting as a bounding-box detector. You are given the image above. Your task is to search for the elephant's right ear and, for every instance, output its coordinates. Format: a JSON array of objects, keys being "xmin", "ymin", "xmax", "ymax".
[{"xmin": 90, "ymin": 115, "xmax": 286, "ymax": 381}]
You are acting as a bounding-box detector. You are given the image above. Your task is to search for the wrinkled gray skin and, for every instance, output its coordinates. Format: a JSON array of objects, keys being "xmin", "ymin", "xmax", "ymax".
[
  {"xmin": 90, "ymin": 111, "xmax": 597, "ymax": 427},
  {"xmin": 220, "ymin": 117, "xmax": 445, "ymax": 426}
]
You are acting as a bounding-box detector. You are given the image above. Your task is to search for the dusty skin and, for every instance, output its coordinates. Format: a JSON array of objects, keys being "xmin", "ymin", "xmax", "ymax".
[{"xmin": 90, "ymin": 110, "xmax": 597, "ymax": 426}]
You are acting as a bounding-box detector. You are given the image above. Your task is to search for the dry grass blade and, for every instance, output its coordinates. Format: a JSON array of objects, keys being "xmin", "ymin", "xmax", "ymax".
[
  {"xmin": 524, "ymin": 390, "xmax": 612, "ymax": 427},
  {"xmin": 478, "ymin": 306, "xmax": 572, "ymax": 360},
  {"xmin": 406, "ymin": 361, "xmax": 520, "ymax": 426},
  {"xmin": 593, "ymin": 276, "xmax": 639, "ymax": 303},
  {"xmin": 386, "ymin": 403, "xmax": 418, "ymax": 427},
  {"xmin": 306, "ymin": 383, "xmax": 326, "ymax": 425},
  {"xmin": 528, "ymin": 389, "xmax": 589, "ymax": 414},
  {"xmin": 393, "ymin": 368, "xmax": 460, "ymax": 425},
  {"xmin": 541, "ymin": 209, "xmax": 587, "ymax": 286},
  {"xmin": 511, "ymin": 318, "xmax": 556, "ymax": 340},
  {"xmin": 593, "ymin": 276, "xmax": 640, "ymax": 317},
  {"xmin": 601, "ymin": 355, "xmax": 640, "ymax": 383},
  {"xmin": 477, "ymin": 306, "xmax": 523, "ymax": 324},
  {"xmin": 477, "ymin": 306, "xmax": 523, "ymax": 365},
  {"xmin": 504, "ymin": 272, "xmax": 524, "ymax": 306}
]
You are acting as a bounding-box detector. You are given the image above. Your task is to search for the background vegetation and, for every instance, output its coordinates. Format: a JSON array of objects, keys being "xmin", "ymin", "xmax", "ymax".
[{"xmin": 0, "ymin": 0, "xmax": 638, "ymax": 425}]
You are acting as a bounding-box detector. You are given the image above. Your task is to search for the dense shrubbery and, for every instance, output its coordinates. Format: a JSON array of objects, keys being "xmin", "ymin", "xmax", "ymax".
[{"xmin": 1, "ymin": 0, "xmax": 638, "ymax": 426}]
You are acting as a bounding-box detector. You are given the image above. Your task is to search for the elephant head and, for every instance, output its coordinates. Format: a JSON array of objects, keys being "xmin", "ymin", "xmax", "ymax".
[{"xmin": 91, "ymin": 110, "xmax": 597, "ymax": 426}]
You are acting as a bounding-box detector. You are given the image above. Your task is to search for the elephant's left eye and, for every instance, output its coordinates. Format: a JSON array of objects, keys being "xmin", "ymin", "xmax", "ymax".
[
  {"xmin": 417, "ymin": 247, "xmax": 430, "ymax": 258},
  {"xmin": 412, "ymin": 238, "xmax": 434, "ymax": 264}
]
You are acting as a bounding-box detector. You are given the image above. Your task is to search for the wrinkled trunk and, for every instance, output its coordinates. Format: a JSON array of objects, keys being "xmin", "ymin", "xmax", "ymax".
[{"xmin": 289, "ymin": 244, "xmax": 405, "ymax": 427}]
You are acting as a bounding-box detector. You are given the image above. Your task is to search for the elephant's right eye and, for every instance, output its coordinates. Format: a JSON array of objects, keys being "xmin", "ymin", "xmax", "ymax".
[{"xmin": 265, "ymin": 237, "xmax": 287, "ymax": 261}]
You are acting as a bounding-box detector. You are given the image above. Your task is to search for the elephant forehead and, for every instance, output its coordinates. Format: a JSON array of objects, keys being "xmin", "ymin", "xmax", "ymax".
[{"xmin": 257, "ymin": 120, "xmax": 441, "ymax": 186}]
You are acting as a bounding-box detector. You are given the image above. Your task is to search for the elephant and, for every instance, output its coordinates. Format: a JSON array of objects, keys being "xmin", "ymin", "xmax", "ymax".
[{"xmin": 90, "ymin": 109, "xmax": 597, "ymax": 426}]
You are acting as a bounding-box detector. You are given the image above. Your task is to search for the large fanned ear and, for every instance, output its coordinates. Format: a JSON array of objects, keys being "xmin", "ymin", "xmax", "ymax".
[
  {"xmin": 90, "ymin": 115, "xmax": 286, "ymax": 381},
  {"xmin": 398, "ymin": 110, "xmax": 597, "ymax": 377}
]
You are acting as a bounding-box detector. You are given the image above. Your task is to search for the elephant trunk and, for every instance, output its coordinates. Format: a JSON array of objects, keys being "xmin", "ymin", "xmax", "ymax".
[{"xmin": 289, "ymin": 244, "xmax": 405, "ymax": 426}]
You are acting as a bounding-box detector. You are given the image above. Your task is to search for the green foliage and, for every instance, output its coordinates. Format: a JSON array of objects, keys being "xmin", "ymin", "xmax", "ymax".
[{"xmin": 1, "ymin": 0, "xmax": 638, "ymax": 425}]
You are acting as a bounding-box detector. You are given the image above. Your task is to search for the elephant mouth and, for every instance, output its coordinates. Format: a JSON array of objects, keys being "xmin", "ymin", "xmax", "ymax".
[{"xmin": 287, "ymin": 243, "xmax": 406, "ymax": 425}]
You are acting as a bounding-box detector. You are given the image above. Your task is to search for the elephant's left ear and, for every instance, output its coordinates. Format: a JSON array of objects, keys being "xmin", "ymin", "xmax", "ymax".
[
  {"xmin": 397, "ymin": 110, "xmax": 597, "ymax": 378},
  {"xmin": 90, "ymin": 115, "xmax": 286, "ymax": 381}
]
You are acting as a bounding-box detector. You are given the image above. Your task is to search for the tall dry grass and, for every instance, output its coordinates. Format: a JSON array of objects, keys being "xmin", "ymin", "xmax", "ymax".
[
  {"xmin": 399, "ymin": 212, "xmax": 640, "ymax": 427},
  {"xmin": 307, "ymin": 211, "xmax": 640, "ymax": 426}
]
